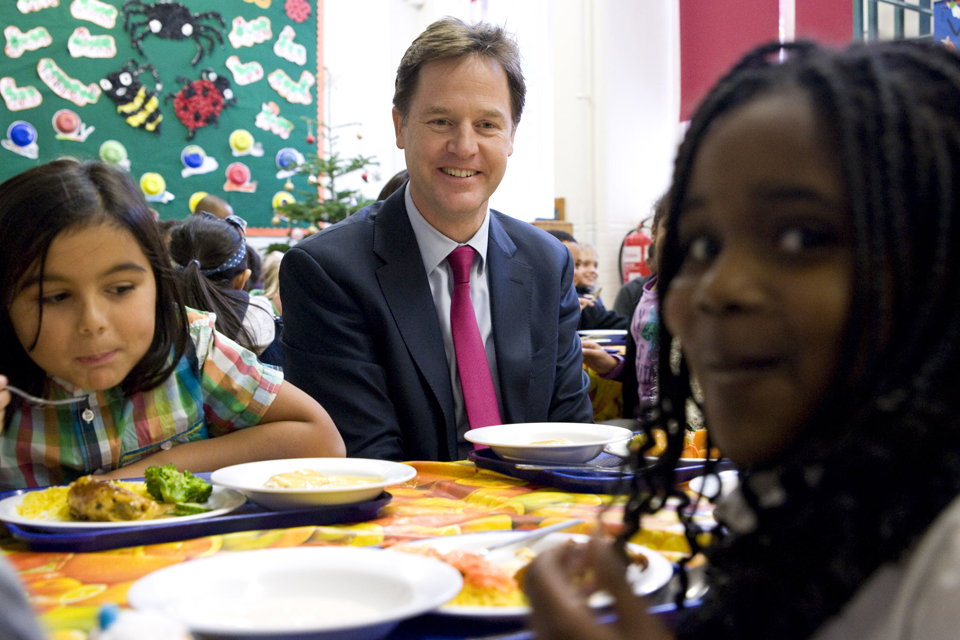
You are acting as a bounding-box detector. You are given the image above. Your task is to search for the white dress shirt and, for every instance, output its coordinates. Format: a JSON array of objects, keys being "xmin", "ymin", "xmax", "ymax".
[{"xmin": 404, "ymin": 184, "xmax": 503, "ymax": 458}]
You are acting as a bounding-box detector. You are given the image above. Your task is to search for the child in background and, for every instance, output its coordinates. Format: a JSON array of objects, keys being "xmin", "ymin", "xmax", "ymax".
[
  {"xmin": 526, "ymin": 40, "xmax": 960, "ymax": 639},
  {"xmin": 547, "ymin": 229, "xmax": 628, "ymax": 331},
  {"xmin": 193, "ymin": 193, "xmax": 233, "ymax": 220},
  {"xmin": 254, "ymin": 251, "xmax": 284, "ymax": 317},
  {"xmin": 583, "ymin": 193, "xmax": 669, "ymax": 414},
  {"xmin": 578, "ymin": 243, "xmax": 601, "ymax": 299},
  {"xmin": 0, "ymin": 159, "xmax": 344, "ymax": 490},
  {"xmin": 169, "ymin": 213, "xmax": 279, "ymax": 361}
]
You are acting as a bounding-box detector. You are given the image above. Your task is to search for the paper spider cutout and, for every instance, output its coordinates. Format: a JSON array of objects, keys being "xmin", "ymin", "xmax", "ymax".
[{"xmin": 122, "ymin": 0, "xmax": 225, "ymax": 66}]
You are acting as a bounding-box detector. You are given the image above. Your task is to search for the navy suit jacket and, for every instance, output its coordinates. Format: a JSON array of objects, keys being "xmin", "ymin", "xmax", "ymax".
[{"xmin": 279, "ymin": 187, "xmax": 593, "ymax": 461}]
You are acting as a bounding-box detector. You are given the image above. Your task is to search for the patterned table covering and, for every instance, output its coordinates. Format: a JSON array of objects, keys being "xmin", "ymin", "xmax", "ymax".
[{"xmin": 1, "ymin": 461, "xmax": 715, "ymax": 640}]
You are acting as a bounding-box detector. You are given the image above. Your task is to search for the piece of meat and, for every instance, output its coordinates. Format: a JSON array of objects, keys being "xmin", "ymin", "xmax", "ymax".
[{"xmin": 67, "ymin": 476, "xmax": 167, "ymax": 522}]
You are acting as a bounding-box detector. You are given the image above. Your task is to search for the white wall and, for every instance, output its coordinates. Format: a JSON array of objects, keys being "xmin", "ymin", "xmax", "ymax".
[
  {"xmin": 552, "ymin": 0, "xmax": 681, "ymax": 301},
  {"xmin": 324, "ymin": 0, "xmax": 554, "ymax": 220}
]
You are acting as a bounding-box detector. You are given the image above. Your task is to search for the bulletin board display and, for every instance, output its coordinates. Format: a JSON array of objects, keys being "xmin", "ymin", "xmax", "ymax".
[
  {"xmin": 1, "ymin": 0, "xmax": 318, "ymax": 227},
  {"xmin": 935, "ymin": 1, "xmax": 960, "ymax": 49}
]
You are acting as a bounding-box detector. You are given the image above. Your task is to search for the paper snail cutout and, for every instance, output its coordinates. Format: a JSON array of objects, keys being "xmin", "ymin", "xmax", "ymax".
[
  {"xmin": 180, "ymin": 144, "xmax": 218, "ymax": 177},
  {"xmin": 140, "ymin": 172, "xmax": 174, "ymax": 203},
  {"xmin": 2, "ymin": 121, "xmax": 38, "ymax": 159},
  {"xmin": 53, "ymin": 109, "xmax": 94, "ymax": 141}
]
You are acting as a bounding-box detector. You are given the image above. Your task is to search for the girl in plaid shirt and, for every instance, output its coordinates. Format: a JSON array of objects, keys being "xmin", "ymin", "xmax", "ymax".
[{"xmin": 0, "ymin": 159, "xmax": 344, "ymax": 490}]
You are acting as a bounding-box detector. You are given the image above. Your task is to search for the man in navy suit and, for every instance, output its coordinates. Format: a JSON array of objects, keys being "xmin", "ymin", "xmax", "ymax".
[{"xmin": 280, "ymin": 17, "xmax": 593, "ymax": 461}]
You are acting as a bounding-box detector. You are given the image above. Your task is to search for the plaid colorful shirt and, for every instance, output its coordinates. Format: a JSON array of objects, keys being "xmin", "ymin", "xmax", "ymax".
[{"xmin": 0, "ymin": 310, "xmax": 283, "ymax": 490}]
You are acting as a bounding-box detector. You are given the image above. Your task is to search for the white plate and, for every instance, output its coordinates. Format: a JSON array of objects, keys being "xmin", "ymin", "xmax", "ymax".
[
  {"xmin": 395, "ymin": 531, "xmax": 673, "ymax": 619},
  {"xmin": 128, "ymin": 546, "xmax": 462, "ymax": 640},
  {"xmin": 578, "ymin": 329, "xmax": 628, "ymax": 338},
  {"xmin": 210, "ymin": 458, "xmax": 417, "ymax": 510},
  {"xmin": 688, "ymin": 470, "xmax": 739, "ymax": 499},
  {"xmin": 603, "ymin": 440, "xmax": 708, "ymax": 468},
  {"xmin": 465, "ymin": 423, "xmax": 633, "ymax": 464},
  {"xmin": 0, "ymin": 486, "xmax": 246, "ymax": 532}
]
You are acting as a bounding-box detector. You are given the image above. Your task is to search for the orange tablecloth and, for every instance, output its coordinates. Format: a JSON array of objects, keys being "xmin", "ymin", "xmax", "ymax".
[{"xmin": 2, "ymin": 461, "xmax": 709, "ymax": 640}]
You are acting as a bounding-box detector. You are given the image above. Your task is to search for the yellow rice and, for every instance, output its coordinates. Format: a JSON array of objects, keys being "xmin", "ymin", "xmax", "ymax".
[
  {"xmin": 451, "ymin": 583, "xmax": 528, "ymax": 607},
  {"xmin": 17, "ymin": 481, "xmax": 151, "ymax": 521}
]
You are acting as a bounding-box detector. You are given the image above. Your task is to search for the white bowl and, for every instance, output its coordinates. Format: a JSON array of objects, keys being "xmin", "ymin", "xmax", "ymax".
[
  {"xmin": 128, "ymin": 547, "xmax": 463, "ymax": 640},
  {"xmin": 210, "ymin": 458, "xmax": 417, "ymax": 511},
  {"xmin": 465, "ymin": 423, "xmax": 633, "ymax": 463}
]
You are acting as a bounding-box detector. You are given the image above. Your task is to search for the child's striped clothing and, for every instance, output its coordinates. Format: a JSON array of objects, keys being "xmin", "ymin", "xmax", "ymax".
[{"xmin": 0, "ymin": 310, "xmax": 283, "ymax": 490}]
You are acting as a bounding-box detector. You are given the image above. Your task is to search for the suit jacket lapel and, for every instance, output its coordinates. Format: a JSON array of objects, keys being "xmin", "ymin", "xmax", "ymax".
[
  {"xmin": 373, "ymin": 193, "xmax": 456, "ymax": 431},
  {"xmin": 487, "ymin": 212, "xmax": 533, "ymax": 423}
]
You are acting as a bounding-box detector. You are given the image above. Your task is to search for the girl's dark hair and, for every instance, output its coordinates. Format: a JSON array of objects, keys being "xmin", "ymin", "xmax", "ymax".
[
  {"xmin": 622, "ymin": 40, "xmax": 960, "ymax": 639},
  {"xmin": 0, "ymin": 159, "xmax": 187, "ymax": 421},
  {"xmin": 169, "ymin": 214, "xmax": 256, "ymax": 351}
]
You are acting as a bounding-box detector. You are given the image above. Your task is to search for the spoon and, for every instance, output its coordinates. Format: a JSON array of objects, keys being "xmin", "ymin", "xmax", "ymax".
[
  {"xmin": 3, "ymin": 384, "xmax": 88, "ymax": 406},
  {"xmin": 476, "ymin": 518, "xmax": 584, "ymax": 557}
]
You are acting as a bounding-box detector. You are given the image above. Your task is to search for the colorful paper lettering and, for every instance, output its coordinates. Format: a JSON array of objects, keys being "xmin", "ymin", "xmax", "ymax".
[
  {"xmin": 243, "ymin": 0, "xmax": 271, "ymax": 8},
  {"xmin": 255, "ymin": 101, "xmax": 294, "ymax": 139},
  {"xmin": 37, "ymin": 58, "xmax": 101, "ymax": 106},
  {"xmin": 267, "ymin": 68, "xmax": 314, "ymax": 105},
  {"xmin": 68, "ymin": 27, "xmax": 117, "ymax": 58},
  {"xmin": 5, "ymin": 26, "xmax": 53, "ymax": 58},
  {"xmin": 70, "ymin": 0, "xmax": 118, "ymax": 29},
  {"xmin": 0, "ymin": 78, "xmax": 42, "ymax": 111},
  {"xmin": 229, "ymin": 16, "xmax": 271, "ymax": 48},
  {"xmin": 17, "ymin": 0, "xmax": 58, "ymax": 13},
  {"xmin": 225, "ymin": 55, "xmax": 264, "ymax": 85},
  {"xmin": 273, "ymin": 25, "xmax": 306, "ymax": 66}
]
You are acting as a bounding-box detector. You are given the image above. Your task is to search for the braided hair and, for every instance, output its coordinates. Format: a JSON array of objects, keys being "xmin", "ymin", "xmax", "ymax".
[{"xmin": 620, "ymin": 40, "xmax": 960, "ymax": 639}]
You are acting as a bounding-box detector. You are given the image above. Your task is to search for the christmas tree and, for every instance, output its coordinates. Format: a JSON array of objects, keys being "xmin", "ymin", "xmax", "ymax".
[{"xmin": 267, "ymin": 117, "xmax": 378, "ymax": 253}]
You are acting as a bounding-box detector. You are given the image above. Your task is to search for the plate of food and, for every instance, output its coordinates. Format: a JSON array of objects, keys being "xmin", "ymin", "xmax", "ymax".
[
  {"xmin": 604, "ymin": 430, "xmax": 716, "ymax": 468},
  {"xmin": 392, "ymin": 531, "xmax": 673, "ymax": 619},
  {"xmin": 578, "ymin": 329, "xmax": 628, "ymax": 338},
  {"xmin": 128, "ymin": 546, "xmax": 463, "ymax": 640},
  {"xmin": 210, "ymin": 458, "xmax": 417, "ymax": 510},
  {"xmin": 0, "ymin": 466, "xmax": 246, "ymax": 532},
  {"xmin": 465, "ymin": 423, "xmax": 633, "ymax": 464}
]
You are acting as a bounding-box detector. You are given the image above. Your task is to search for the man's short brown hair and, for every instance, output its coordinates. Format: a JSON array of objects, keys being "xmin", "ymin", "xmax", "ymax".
[{"xmin": 393, "ymin": 17, "xmax": 526, "ymax": 129}]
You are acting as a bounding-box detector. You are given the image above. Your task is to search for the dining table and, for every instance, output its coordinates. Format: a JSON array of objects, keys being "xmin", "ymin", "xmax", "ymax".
[{"xmin": 0, "ymin": 459, "xmax": 718, "ymax": 640}]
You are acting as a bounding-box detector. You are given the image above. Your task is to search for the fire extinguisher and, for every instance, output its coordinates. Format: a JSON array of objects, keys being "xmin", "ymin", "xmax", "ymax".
[{"xmin": 619, "ymin": 226, "xmax": 652, "ymax": 284}]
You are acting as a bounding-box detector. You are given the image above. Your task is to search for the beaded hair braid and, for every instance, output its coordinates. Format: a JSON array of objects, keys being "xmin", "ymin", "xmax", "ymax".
[{"xmin": 619, "ymin": 40, "xmax": 960, "ymax": 639}]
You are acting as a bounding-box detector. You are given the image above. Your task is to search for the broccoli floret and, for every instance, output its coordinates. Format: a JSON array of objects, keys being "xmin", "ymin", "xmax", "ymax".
[{"xmin": 144, "ymin": 465, "xmax": 213, "ymax": 504}]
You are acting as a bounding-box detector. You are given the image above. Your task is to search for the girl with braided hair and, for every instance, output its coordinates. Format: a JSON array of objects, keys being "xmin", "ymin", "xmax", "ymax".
[{"xmin": 524, "ymin": 40, "xmax": 960, "ymax": 639}]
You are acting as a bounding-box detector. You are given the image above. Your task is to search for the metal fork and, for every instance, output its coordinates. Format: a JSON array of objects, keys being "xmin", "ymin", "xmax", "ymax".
[{"xmin": 3, "ymin": 384, "xmax": 87, "ymax": 406}]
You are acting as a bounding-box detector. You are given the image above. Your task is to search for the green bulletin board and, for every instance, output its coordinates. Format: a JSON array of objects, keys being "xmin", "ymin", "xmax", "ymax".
[{"xmin": 1, "ymin": 0, "xmax": 318, "ymax": 227}]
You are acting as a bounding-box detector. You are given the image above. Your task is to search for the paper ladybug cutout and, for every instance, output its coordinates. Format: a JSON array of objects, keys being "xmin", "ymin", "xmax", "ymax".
[{"xmin": 166, "ymin": 69, "xmax": 235, "ymax": 140}]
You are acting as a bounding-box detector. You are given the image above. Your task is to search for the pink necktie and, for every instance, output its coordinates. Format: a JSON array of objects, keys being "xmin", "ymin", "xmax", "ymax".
[{"xmin": 447, "ymin": 245, "xmax": 502, "ymax": 435}]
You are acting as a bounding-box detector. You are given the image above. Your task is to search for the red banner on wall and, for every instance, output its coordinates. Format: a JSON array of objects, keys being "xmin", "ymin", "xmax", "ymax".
[
  {"xmin": 679, "ymin": 0, "xmax": 779, "ymax": 122},
  {"xmin": 796, "ymin": 0, "xmax": 853, "ymax": 48}
]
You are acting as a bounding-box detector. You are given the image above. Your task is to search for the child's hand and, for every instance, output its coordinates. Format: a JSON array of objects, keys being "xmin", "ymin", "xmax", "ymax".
[
  {"xmin": 582, "ymin": 340, "xmax": 619, "ymax": 374},
  {"xmin": 0, "ymin": 375, "xmax": 9, "ymax": 432},
  {"xmin": 579, "ymin": 295, "xmax": 596, "ymax": 311},
  {"xmin": 524, "ymin": 536, "xmax": 676, "ymax": 640}
]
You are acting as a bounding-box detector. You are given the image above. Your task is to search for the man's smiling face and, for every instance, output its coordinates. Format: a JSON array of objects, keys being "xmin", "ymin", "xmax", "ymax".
[{"xmin": 393, "ymin": 54, "xmax": 516, "ymax": 240}]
